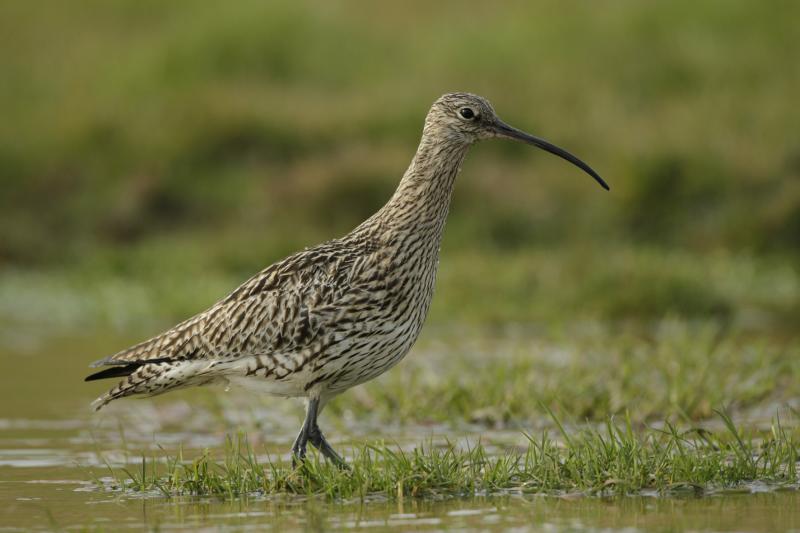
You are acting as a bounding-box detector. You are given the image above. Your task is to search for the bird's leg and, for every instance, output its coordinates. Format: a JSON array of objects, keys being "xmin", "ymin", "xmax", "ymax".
[
  {"xmin": 290, "ymin": 424, "xmax": 309, "ymax": 467},
  {"xmin": 291, "ymin": 398, "xmax": 317, "ymax": 466},
  {"xmin": 292, "ymin": 396, "xmax": 348, "ymax": 468}
]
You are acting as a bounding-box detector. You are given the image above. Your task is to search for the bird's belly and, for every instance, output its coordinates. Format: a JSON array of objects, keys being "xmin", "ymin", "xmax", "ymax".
[
  {"xmin": 317, "ymin": 269, "xmax": 438, "ymax": 391},
  {"xmin": 219, "ymin": 356, "xmax": 312, "ymax": 398},
  {"xmin": 220, "ymin": 272, "xmax": 434, "ymax": 398},
  {"xmin": 320, "ymin": 317, "xmax": 424, "ymax": 393}
]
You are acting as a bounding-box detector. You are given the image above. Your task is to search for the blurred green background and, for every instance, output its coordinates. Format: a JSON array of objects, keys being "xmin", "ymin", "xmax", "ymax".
[{"xmin": 0, "ymin": 0, "xmax": 798, "ymax": 337}]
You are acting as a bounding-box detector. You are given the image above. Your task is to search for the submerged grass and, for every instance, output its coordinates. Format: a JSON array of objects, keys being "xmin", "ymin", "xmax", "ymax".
[{"xmin": 99, "ymin": 411, "xmax": 799, "ymax": 500}]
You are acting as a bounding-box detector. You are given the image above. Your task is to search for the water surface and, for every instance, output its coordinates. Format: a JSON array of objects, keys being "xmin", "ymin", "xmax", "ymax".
[{"xmin": 1, "ymin": 332, "xmax": 797, "ymax": 531}]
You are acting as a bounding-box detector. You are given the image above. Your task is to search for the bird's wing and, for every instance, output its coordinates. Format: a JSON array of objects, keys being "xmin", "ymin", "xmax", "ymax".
[{"xmin": 88, "ymin": 242, "xmax": 382, "ymax": 371}]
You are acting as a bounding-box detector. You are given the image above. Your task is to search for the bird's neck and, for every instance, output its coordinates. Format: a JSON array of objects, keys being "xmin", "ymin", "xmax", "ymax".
[{"xmin": 371, "ymin": 134, "xmax": 470, "ymax": 238}]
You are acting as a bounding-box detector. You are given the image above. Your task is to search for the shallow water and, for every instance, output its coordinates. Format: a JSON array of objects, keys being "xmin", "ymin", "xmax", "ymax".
[
  {"xmin": 1, "ymin": 332, "xmax": 798, "ymax": 531},
  {"xmin": 4, "ymin": 480, "xmax": 800, "ymax": 531}
]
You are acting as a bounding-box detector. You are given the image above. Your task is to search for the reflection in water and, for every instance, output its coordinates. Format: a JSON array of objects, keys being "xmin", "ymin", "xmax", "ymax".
[{"xmin": 3, "ymin": 482, "xmax": 800, "ymax": 531}]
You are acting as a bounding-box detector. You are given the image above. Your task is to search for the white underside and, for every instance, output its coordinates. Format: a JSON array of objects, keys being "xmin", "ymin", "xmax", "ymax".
[{"xmin": 225, "ymin": 374, "xmax": 308, "ymax": 398}]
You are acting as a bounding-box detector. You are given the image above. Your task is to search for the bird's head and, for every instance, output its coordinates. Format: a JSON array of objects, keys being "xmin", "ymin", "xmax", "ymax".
[{"xmin": 426, "ymin": 92, "xmax": 609, "ymax": 190}]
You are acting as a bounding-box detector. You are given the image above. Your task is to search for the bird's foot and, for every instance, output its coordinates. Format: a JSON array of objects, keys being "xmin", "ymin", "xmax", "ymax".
[
  {"xmin": 291, "ymin": 396, "xmax": 348, "ymax": 470},
  {"xmin": 308, "ymin": 424, "xmax": 349, "ymax": 470}
]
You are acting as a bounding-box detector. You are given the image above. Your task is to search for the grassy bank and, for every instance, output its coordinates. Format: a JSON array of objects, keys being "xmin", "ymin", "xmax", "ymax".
[{"xmin": 1, "ymin": 0, "xmax": 799, "ymax": 266}]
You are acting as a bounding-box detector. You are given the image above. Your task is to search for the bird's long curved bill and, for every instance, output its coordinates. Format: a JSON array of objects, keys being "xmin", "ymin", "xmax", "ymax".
[{"xmin": 494, "ymin": 120, "xmax": 609, "ymax": 190}]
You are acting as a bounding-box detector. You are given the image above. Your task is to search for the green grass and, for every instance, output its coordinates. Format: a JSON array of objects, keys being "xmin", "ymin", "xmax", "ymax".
[
  {"xmin": 0, "ymin": 0, "xmax": 796, "ymax": 431},
  {"xmin": 97, "ymin": 410, "xmax": 799, "ymax": 500},
  {"xmin": 3, "ymin": 1, "xmax": 798, "ymax": 517},
  {"xmin": 323, "ymin": 319, "xmax": 799, "ymax": 426},
  {"xmin": 6, "ymin": 246, "xmax": 798, "ymax": 428}
]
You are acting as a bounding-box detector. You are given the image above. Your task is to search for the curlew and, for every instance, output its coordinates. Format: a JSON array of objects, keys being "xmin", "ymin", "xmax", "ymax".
[{"xmin": 86, "ymin": 93, "xmax": 608, "ymax": 467}]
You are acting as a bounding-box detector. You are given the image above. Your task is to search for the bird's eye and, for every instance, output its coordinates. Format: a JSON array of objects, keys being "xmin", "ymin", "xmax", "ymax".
[{"xmin": 459, "ymin": 107, "xmax": 476, "ymax": 120}]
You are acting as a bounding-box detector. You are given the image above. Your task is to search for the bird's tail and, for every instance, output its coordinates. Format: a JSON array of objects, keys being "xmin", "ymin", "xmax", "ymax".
[
  {"xmin": 86, "ymin": 359, "xmax": 225, "ymax": 411},
  {"xmin": 87, "ymin": 362, "xmax": 151, "ymax": 411}
]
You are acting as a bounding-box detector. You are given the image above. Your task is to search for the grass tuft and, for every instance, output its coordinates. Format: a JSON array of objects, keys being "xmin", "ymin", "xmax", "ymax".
[{"xmin": 97, "ymin": 412, "xmax": 799, "ymax": 500}]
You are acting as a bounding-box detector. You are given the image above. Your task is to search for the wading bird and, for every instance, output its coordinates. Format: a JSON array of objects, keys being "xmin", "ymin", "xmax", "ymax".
[{"xmin": 86, "ymin": 93, "xmax": 608, "ymax": 467}]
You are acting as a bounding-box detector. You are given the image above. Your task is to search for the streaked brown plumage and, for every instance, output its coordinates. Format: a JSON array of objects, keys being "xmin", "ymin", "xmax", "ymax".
[{"xmin": 86, "ymin": 93, "xmax": 608, "ymax": 466}]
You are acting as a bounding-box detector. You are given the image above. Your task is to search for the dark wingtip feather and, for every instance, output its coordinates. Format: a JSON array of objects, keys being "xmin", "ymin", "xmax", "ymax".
[
  {"xmin": 84, "ymin": 357, "xmax": 173, "ymax": 381},
  {"xmin": 85, "ymin": 364, "xmax": 140, "ymax": 382}
]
